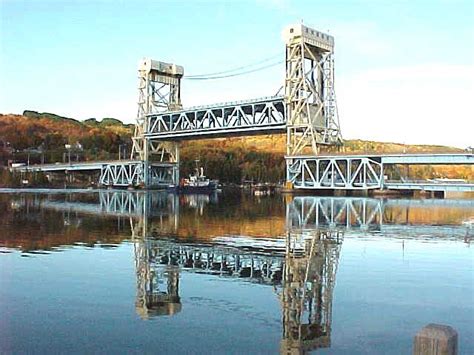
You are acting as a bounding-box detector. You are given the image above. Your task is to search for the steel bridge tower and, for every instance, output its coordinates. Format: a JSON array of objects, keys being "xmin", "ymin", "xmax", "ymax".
[
  {"xmin": 283, "ymin": 24, "xmax": 343, "ymax": 154},
  {"xmin": 131, "ymin": 58, "xmax": 183, "ymax": 186},
  {"xmin": 283, "ymin": 24, "xmax": 343, "ymax": 187}
]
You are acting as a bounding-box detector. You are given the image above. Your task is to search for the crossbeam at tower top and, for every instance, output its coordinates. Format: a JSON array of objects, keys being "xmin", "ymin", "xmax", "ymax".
[{"xmin": 282, "ymin": 24, "xmax": 334, "ymax": 51}]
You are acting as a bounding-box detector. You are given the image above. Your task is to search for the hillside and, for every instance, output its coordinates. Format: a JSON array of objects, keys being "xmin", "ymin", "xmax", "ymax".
[
  {"xmin": 186, "ymin": 135, "xmax": 464, "ymax": 155},
  {"xmin": 179, "ymin": 136, "xmax": 472, "ymax": 182},
  {"xmin": 0, "ymin": 111, "xmax": 134, "ymax": 164},
  {"xmin": 0, "ymin": 111, "xmax": 472, "ymax": 184}
]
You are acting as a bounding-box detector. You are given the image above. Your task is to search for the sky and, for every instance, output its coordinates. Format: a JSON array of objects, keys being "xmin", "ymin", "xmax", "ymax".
[{"xmin": 1, "ymin": 0, "xmax": 473, "ymax": 148}]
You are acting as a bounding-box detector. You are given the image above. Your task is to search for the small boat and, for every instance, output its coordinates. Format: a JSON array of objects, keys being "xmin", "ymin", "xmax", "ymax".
[{"xmin": 168, "ymin": 163, "xmax": 218, "ymax": 193}]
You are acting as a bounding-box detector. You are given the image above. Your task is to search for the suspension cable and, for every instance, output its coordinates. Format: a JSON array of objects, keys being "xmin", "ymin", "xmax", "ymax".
[
  {"xmin": 185, "ymin": 52, "xmax": 282, "ymax": 77},
  {"xmin": 184, "ymin": 60, "xmax": 283, "ymax": 80}
]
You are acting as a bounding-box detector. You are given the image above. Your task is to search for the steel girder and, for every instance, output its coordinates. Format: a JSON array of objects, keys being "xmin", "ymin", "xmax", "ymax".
[
  {"xmin": 144, "ymin": 96, "xmax": 286, "ymax": 139},
  {"xmin": 148, "ymin": 163, "xmax": 178, "ymax": 187},
  {"xmin": 286, "ymin": 156, "xmax": 383, "ymax": 189},
  {"xmin": 99, "ymin": 162, "xmax": 145, "ymax": 187}
]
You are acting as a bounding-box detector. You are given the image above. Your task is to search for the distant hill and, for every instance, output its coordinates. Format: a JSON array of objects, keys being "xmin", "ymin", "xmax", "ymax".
[
  {"xmin": 0, "ymin": 111, "xmax": 471, "ymax": 182},
  {"xmin": 0, "ymin": 111, "xmax": 134, "ymax": 164}
]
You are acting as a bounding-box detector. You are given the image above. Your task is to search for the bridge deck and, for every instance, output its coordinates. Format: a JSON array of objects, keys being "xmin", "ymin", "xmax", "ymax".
[
  {"xmin": 16, "ymin": 160, "xmax": 176, "ymax": 173},
  {"xmin": 381, "ymin": 153, "xmax": 474, "ymax": 165},
  {"xmin": 144, "ymin": 96, "xmax": 286, "ymax": 140},
  {"xmin": 385, "ymin": 182, "xmax": 474, "ymax": 192}
]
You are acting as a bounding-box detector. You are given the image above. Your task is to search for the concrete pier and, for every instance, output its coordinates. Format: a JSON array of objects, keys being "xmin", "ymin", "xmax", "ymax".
[{"xmin": 413, "ymin": 324, "xmax": 458, "ymax": 355}]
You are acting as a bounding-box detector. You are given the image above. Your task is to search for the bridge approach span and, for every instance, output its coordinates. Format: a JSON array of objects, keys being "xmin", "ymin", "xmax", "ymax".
[
  {"xmin": 287, "ymin": 153, "xmax": 474, "ymax": 191},
  {"xmin": 17, "ymin": 160, "xmax": 143, "ymax": 172},
  {"xmin": 17, "ymin": 160, "xmax": 176, "ymax": 187}
]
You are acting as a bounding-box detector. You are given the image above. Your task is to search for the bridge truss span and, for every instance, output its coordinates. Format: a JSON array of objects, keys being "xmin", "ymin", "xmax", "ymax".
[
  {"xmin": 287, "ymin": 155, "xmax": 383, "ymax": 189},
  {"xmin": 99, "ymin": 161, "xmax": 144, "ymax": 187},
  {"xmin": 287, "ymin": 153, "xmax": 474, "ymax": 191},
  {"xmin": 99, "ymin": 161, "xmax": 176, "ymax": 187},
  {"xmin": 144, "ymin": 96, "xmax": 285, "ymax": 139}
]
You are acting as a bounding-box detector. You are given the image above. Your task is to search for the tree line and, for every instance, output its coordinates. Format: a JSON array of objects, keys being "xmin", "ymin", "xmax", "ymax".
[{"xmin": 0, "ymin": 111, "xmax": 471, "ymax": 188}]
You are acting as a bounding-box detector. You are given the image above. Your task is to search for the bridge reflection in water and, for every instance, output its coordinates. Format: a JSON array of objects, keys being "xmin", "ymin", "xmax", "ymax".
[
  {"xmin": 133, "ymin": 226, "xmax": 342, "ymax": 354},
  {"xmin": 12, "ymin": 191, "xmax": 472, "ymax": 354}
]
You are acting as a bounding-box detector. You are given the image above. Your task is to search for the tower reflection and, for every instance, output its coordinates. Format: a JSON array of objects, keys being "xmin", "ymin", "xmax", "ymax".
[
  {"xmin": 134, "ymin": 239, "xmax": 181, "ymax": 319},
  {"xmin": 279, "ymin": 230, "xmax": 342, "ymax": 354}
]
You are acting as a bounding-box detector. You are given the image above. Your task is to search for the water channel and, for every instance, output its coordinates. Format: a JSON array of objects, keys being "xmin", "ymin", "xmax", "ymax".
[{"xmin": 0, "ymin": 190, "xmax": 473, "ymax": 354}]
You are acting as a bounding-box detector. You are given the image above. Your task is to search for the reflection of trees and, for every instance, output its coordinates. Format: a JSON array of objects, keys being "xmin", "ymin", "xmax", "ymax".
[{"xmin": 4, "ymin": 192, "xmax": 472, "ymax": 253}]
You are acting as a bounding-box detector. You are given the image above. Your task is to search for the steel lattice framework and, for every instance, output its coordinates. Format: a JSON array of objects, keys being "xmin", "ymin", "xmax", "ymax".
[
  {"xmin": 286, "ymin": 153, "xmax": 474, "ymax": 191},
  {"xmin": 99, "ymin": 161, "xmax": 176, "ymax": 188},
  {"xmin": 287, "ymin": 156, "xmax": 383, "ymax": 189},
  {"xmin": 131, "ymin": 58, "xmax": 183, "ymax": 159},
  {"xmin": 130, "ymin": 58, "xmax": 183, "ymax": 186},
  {"xmin": 144, "ymin": 96, "xmax": 285, "ymax": 139},
  {"xmin": 283, "ymin": 24, "xmax": 343, "ymax": 156},
  {"xmin": 127, "ymin": 24, "xmax": 344, "ymax": 187},
  {"xmin": 99, "ymin": 161, "xmax": 144, "ymax": 187}
]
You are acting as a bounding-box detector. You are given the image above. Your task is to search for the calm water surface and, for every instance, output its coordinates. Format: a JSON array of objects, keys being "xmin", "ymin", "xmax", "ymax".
[{"xmin": 0, "ymin": 190, "xmax": 473, "ymax": 354}]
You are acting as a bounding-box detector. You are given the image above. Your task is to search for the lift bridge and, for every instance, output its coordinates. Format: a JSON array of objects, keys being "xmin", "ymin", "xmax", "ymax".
[{"xmin": 18, "ymin": 24, "xmax": 474, "ymax": 191}]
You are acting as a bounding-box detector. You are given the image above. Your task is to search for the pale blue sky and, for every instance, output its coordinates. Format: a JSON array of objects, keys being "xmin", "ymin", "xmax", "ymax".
[{"xmin": 1, "ymin": 0, "xmax": 473, "ymax": 147}]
